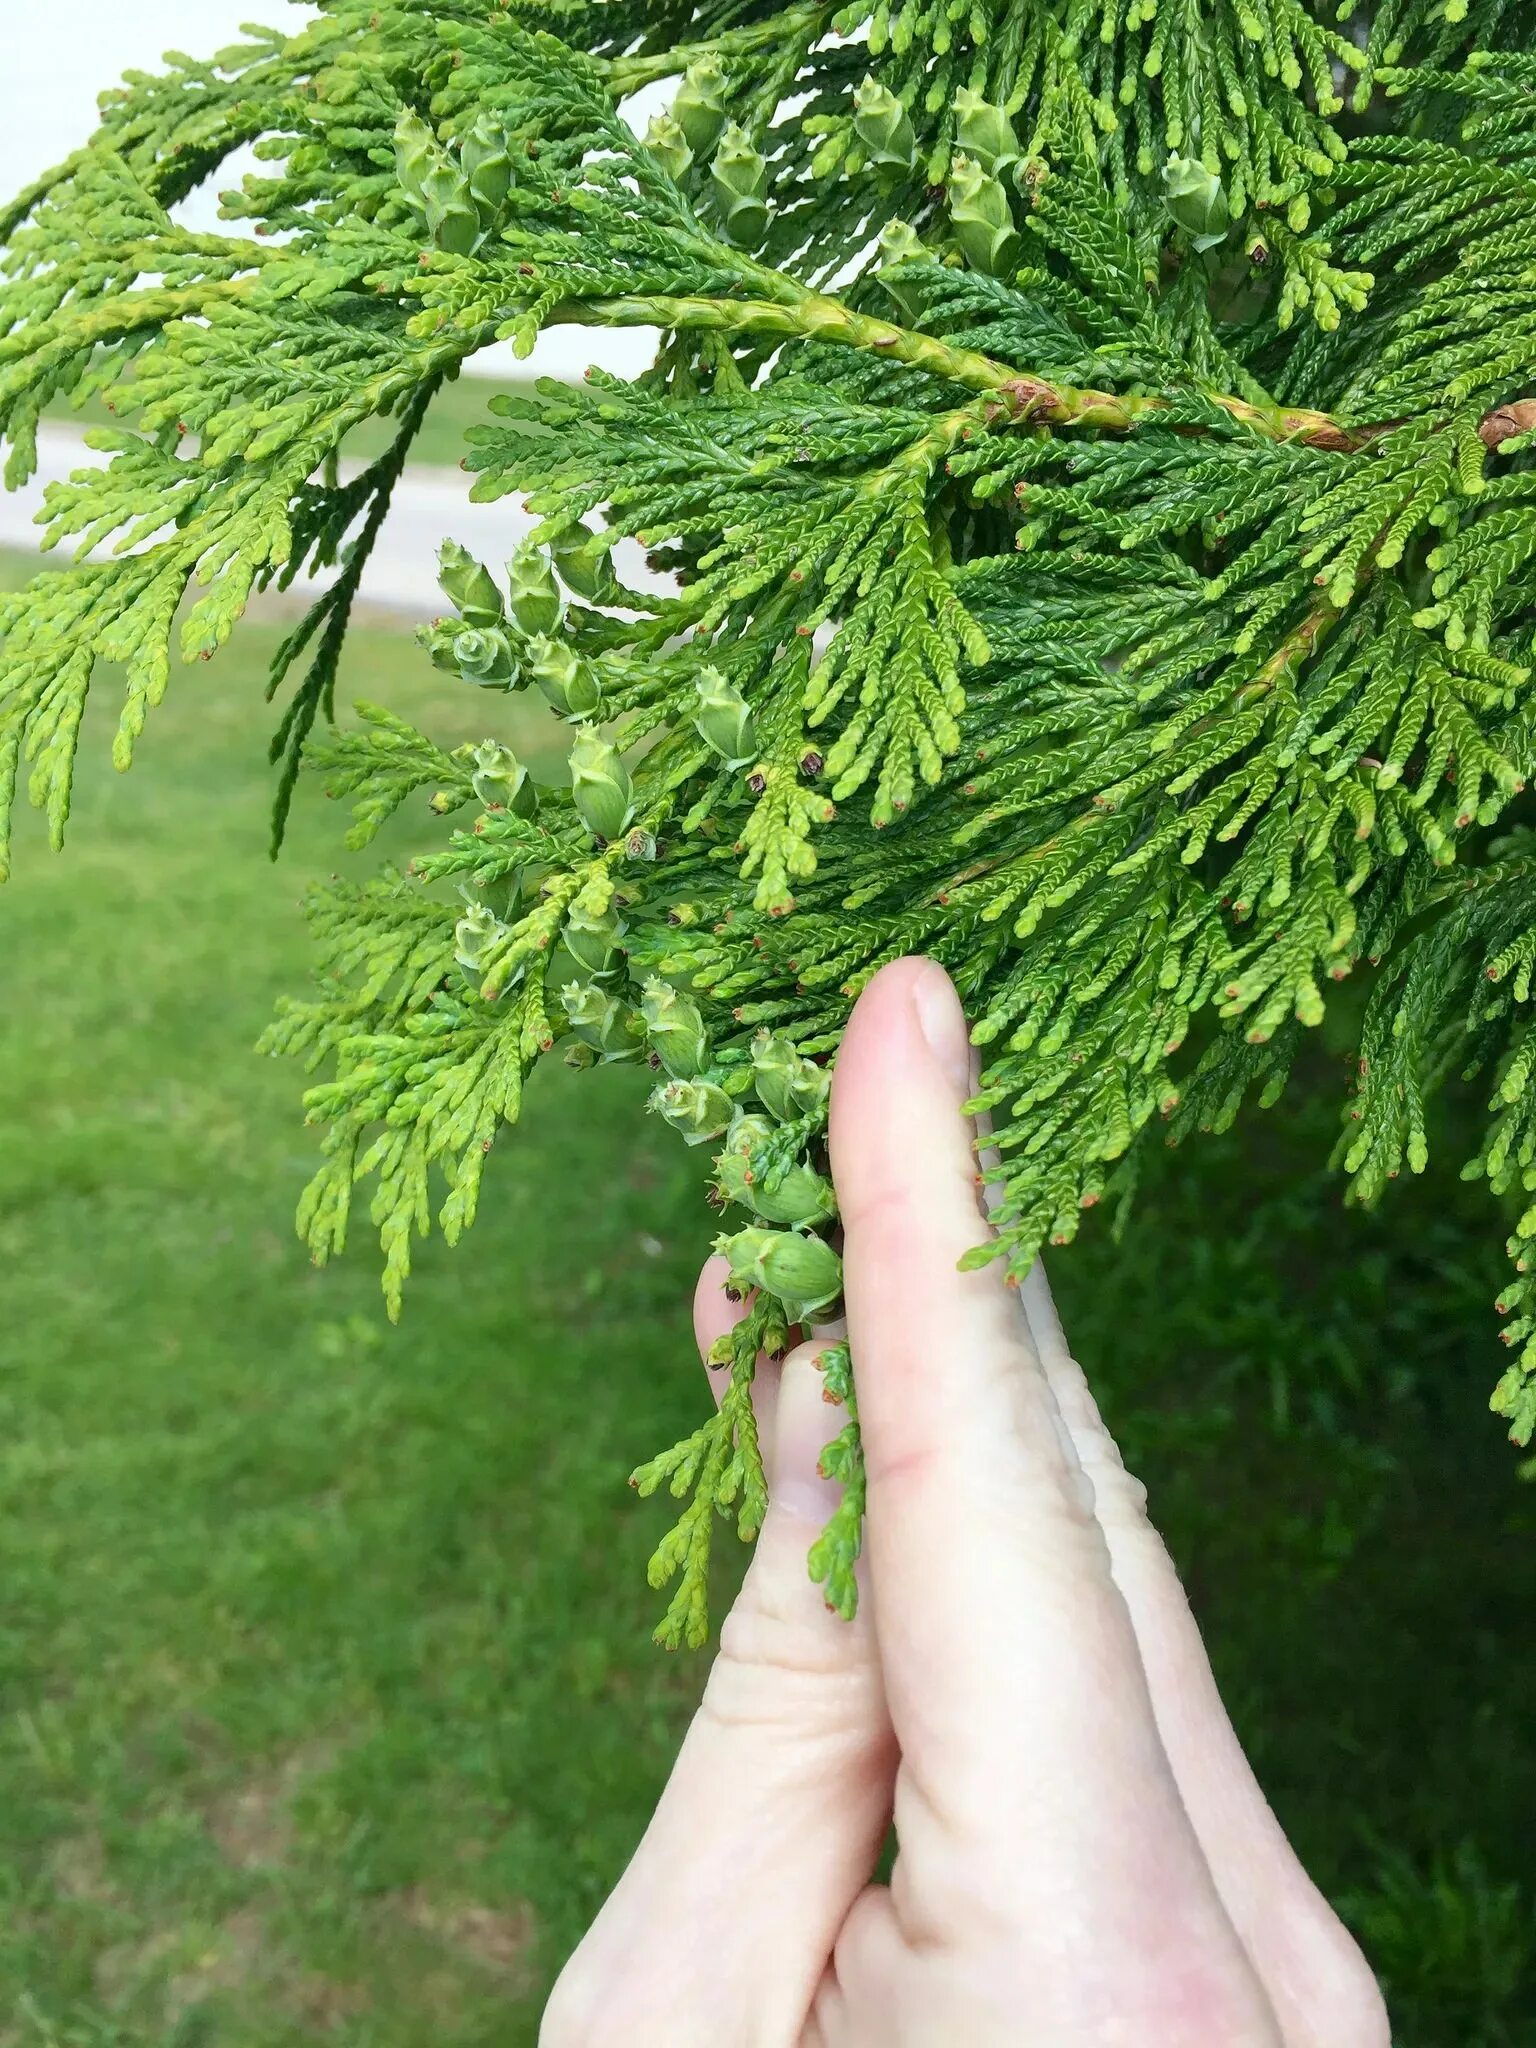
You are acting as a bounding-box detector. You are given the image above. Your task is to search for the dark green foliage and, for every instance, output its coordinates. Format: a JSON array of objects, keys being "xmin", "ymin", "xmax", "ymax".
[{"xmin": 5, "ymin": 0, "xmax": 1536, "ymax": 1642}]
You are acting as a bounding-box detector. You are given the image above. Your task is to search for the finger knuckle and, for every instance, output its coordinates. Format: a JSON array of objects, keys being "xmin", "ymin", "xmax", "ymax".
[
  {"xmin": 715, "ymin": 1589, "xmax": 815, "ymax": 1688},
  {"xmin": 1044, "ymin": 1358, "xmax": 1152, "ymax": 1512},
  {"xmin": 702, "ymin": 1596, "xmax": 869, "ymax": 1738},
  {"xmin": 1086, "ymin": 1451, "xmax": 1154, "ymax": 1530}
]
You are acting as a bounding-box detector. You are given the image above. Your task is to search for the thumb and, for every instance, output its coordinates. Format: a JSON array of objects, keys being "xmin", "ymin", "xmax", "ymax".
[{"xmin": 550, "ymin": 1335, "xmax": 892, "ymax": 2047}]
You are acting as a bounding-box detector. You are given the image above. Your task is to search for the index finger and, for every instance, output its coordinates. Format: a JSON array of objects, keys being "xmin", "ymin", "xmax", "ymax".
[{"xmin": 828, "ymin": 960, "xmax": 1219, "ymax": 1910}]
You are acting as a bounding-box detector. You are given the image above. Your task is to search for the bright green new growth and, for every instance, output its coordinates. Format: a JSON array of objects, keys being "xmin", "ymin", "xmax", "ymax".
[{"xmin": 3, "ymin": 1, "xmax": 1536, "ymax": 1647}]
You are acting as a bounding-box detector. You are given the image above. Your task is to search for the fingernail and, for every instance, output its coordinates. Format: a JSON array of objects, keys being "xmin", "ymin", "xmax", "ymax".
[{"xmin": 910, "ymin": 960, "xmax": 974, "ymax": 1099}]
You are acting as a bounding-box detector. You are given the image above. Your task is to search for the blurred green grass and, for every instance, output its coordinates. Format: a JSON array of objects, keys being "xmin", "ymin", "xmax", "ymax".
[{"xmin": 0, "ymin": 557, "xmax": 1532, "ymax": 2044}]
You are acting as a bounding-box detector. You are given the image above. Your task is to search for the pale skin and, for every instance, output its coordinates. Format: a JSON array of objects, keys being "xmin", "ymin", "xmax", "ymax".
[{"xmin": 542, "ymin": 958, "xmax": 1392, "ymax": 2048}]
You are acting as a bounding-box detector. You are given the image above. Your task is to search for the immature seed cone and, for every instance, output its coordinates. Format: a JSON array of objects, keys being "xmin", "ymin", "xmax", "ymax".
[
  {"xmin": 721, "ymin": 1109, "xmax": 774, "ymax": 1157},
  {"xmin": 692, "ymin": 665, "xmax": 756, "ymax": 767},
  {"xmin": 551, "ymin": 522, "xmax": 619, "ymax": 604},
  {"xmin": 711, "ymin": 123, "xmax": 770, "ymax": 250},
  {"xmin": 437, "ymin": 540, "xmax": 503, "ymax": 627},
  {"xmin": 563, "ymin": 898, "xmax": 624, "ymax": 979},
  {"xmin": 469, "ymin": 739, "xmax": 536, "ymax": 817},
  {"xmin": 507, "ymin": 541, "xmax": 564, "ymax": 638},
  {"xmin": 640, "ymin": 978, "xmax": 711, "ymax": 1078},
  {"xmin": 714, "ymin": 1225, "xmax": 843, "ymax": 1324},
  {"xmin": 460, "ymin": 110, "xmax": 512, "ymax": 228},
  {"xmin": 421, "ymin": 157, "xmax": 480, "ymax": 255},
  {"xmin": 715, "ymin": 1117, "xmax": 836, "ymax": 1226},
  {"xmin": 953, "ymin": 88, "xmax": 1021, "ymax": 178},
  {"xmin": 875, "ymin": 218, "xmax": 933, "ymax": 320},
  {"xmin": 644, "ymin": 111, "xmax": 694, "ymax": 185},
  {"xmin": 393, "ymin": 109, "xmax": 439, "ymax": 208},
  {"xmin": 454, "ymin": 900, "xmax": 504, "ymax": 975},
  {"xmin": 652, "ymin": 1077, "xmax": 734, "ymax": 1145},
  {"xmin": 852, "ymin": 75, "xmax": 915, "ymax": 171},
  {"xmin": 568, "ymin": 726, "xmax": 634, "ymax": 842},
  {"xmin": 751, "ymin": 1029, "xmax": 830, "ymax": 1121},
  {"xmin": 948, "ymin": 153, "xmax": 1018, "ymax": 276},
  {"xmin": 1162, "ymin": 156, "xmax": 1232, "ymax": 251},
  {"xmin": 561, "ymin": 981, "xmax": 639, "ymax": 1061},
  {"xmin": 673, "ymin": 54, "xmax": 729, "ymax": 156},
  {"xmin": 876, "ymin": 218, "xmax": 926, "ymax": 267},
  {"xmin": 528, "ymin": 634, "xmax": 602, "ymax": 720},
  {"xmin": 452, "ymin": 625, "xmax": 518, "ymax": 688}
]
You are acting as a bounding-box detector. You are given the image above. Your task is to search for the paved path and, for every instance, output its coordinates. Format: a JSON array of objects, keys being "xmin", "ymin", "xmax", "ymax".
[{"xmin": 0, "ymin": 423, "xmax": 654, "ymax": 617}]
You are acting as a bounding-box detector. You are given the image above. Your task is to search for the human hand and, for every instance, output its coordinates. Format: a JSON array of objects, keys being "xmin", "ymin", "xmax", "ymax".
[{"xmin": 543, "ymin": 958, "xmax": 1390, "ymax": 2047}]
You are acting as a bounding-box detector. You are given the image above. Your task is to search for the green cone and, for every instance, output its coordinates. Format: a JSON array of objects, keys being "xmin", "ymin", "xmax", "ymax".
[
  {"xmin": 640, "ymin": 978, "xmax": 710, "ymax": 1078},
  {"xmin": 645, "ymin": 112, "xmax": 694, "ymax": 185},
  {"xmin": 953, "ymin": 88, "xmax": 1021, "ymax": 178},
  {"xmin": 711, "ymin": 123, "xmax": 770, "ymax": 250},
  {"xmin": 563, "ymin": 898, "xmax": 624, "ymax": 979},
  {"xmin": 852, "ymin": 75, "xmax": 915, "ymax": 171},
  {"xmin": 568, "ymin": 727, "xmax": 634, "ymax": 842},
  {"xmin": 652, "ymin": 1078, "xmax": 734, "ymax": 1145},
  {"xmin": 454, "ymin": 900, "xmax": 504, "ymax": 976},
  {"xmin": 948, "ymin": 153, "xmax": 1018, "ymax": 276},
  {"xmin": 692, "ymin": 666, "xmax": 756, "ymax": 768},
  {"xmin": 528, "ymin": 634, "xmax": 602, "ymax": 720},
  {"xmin": 437, "ymin": 540, "xmax": 503, "ymax": 627},
  {"xmin": 460, "ymin": 110, "xmax": 512, "ymax": 229},
  {"xmin": 421, "ymin": 157, "xmax": 480, "ymax": 256},
  {"xmin": 1162, "ymin": 156, "xmax": 1232, "ymax": 251},
  {"xmin": 722, "ymin": 1109, "xmax": 774, "ymax": 1156},
  {"xmin": 393, "ymin": 109, "xmax": 439, "ymax": 208},
  {"xmin": 714, "ymin": 1225, "xmax": 843, "ymax": 1323},
  {"xmin": 562, "ymin": 982, "xmax": 639, "ymax": 1061},
  {"xmin": 673, "ymin": 54, "xmax": 729, "ymax": 156},
  {"xmin": 714, "ymin": 1117, "xmax": 836, "ymax": 1226},
  {"xmin": 551, "ymin": 523, "xmax": 619, "ymax": 605},
  {"xmin": 507, "ymin": 541, "xmax": 564, "ymax": 638},
  {"xmin": 875, "ymin": 218, "xmax": 933, "ymax": 320},
  {"xmin": 751, "ymin": 1030, "xmax": 829, "ymax": 1122},
  {"xmin": 418, "ymin": 618, "xmax": 464, "ymax": 675},
  {"xmin": 469, "ymin": 739, "xmax": 536, "ymax": 817},
  {"xmin": 452, "ymin": 626, "xmax": 517, "ymax": 689}
]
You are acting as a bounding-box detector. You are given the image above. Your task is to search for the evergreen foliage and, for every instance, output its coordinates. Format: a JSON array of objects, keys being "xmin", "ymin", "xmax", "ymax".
[{"xmin": 4, "ymin": 0, "xmax": 1536, "ymax": 1642}]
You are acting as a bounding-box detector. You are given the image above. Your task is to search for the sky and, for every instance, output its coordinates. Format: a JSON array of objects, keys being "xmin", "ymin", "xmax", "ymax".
[
  {"xmin": 1, "ymin": 1, "xmax": 655, "ymax": 379},
  {"xmin": 2, "ymin": 1, "xmax": 301, "ymax": 201}
]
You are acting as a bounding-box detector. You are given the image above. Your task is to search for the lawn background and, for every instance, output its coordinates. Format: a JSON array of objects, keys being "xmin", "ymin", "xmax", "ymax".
[{"xmin": 0, "ymin": 550, "xmax": 1532, "ymax": 2044}]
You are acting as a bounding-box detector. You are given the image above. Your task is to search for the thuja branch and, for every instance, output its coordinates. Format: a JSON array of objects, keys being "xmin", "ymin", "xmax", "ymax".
[
  {"xmin": 0, "ymin": 278, "xmax": 254, "ymax": 381},
  {"xmin": 567, "ymin": 277, "xmax": 1531, "ymax": 459},
  {"xmin": 565, "ymin": 289, "xmax": 1382, "ymax": 451},
  {"xmin": 265, "ymin": 370, "xmax": 447, "ymax": 848},
  {"xmin": 601, "ymin": 3, "xmax": 832, "ymax": 93},
  {"xmin": 1232, "ymin": 600, "xmax": 1343, "ymax": 710},
  {"xmin": 8, "ymin": 2, "xmax": 1536, "ymax": 1653}
]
